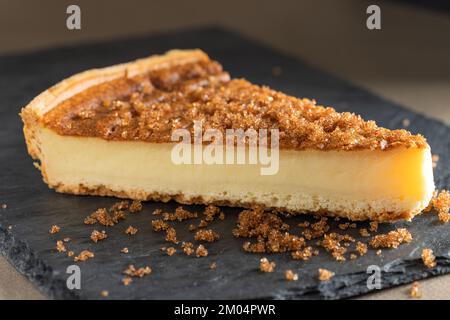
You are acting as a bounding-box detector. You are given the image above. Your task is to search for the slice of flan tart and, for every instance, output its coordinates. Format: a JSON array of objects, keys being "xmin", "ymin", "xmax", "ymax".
[{"xmin": 20, "ymin": 49, "xmax": 435, "ymax": 221}]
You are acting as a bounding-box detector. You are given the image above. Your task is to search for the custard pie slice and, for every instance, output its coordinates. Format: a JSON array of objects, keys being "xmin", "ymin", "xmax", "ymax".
[{"xmin": 20, "ymin": 49, "xmax": 435, "ymax": 222}]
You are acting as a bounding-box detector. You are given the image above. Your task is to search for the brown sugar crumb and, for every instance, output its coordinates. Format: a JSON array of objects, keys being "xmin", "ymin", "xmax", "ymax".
[
  {"xmin": 410, "ymin": 281, "xmax": 421, "ymax": 298},
  {"xmin": 321, "ymin": 233, "xmax": 347, "ymax": 262},
  {"xmin": 110, "ymin": 200, "xmax": 129, "ymax": 212},
  {"xmin": 198, "ymin": 219, "xmax": 208, "ymax": 228},
  {"xmin": 85, "ymin": 207, "xmax": 125, "ymax": 227},
  {"xmin": 421, "ymin": 248, "xmax": 436, "ymax": 268},
  {"xmin": 165, "ymin": 227, "xmax": 178, "ymax": 244},
  {"xmin": 74, "ymin": 250, "xmax": 94, "ymax": 262},
  {"xmin": 369, "ymin": 228, "xmax": 412, "ymax": 249},
  {"xmin": 166, "ymin": 247, "xmax": 177, "ymax": 256},
  {"xmin": 123, "ymin": 264, "xmax": 152, "ymax": 278},
  {"xmin": 359, "ymin": 228, "xmax": 370, "ymax": 237},
  {"xmin": 1, "ymin": 204, "xmax": 7, "ymax": 209},
  {"xmin": 338, "ymin": 223, "xmax": 349, "ymax": 230},
  {"xmin": 162, "ymin": 206, "xmax": 197, "ymax": 222},
  {"xmin": 182, "ymin": 242, "xmax": 194, "ymax": 256},
  {"xmin": 121, "ymin": 247, "xmax": 129, "ymax": 254},
  {"xmin": 122, "ymin": 277, "xmax": 132, "ymax": 286},
  {"xmin": 369, "ymin": 221, "xmax": 379, "ymax": 233},
  {"xmin": 188, "ymin": 224, "xmax": 197, "ymax": 232},
  {"xmin": 56, "ymin": 240, "xmax": 66, "ymax": 253},
  {"xmin": 259, "ymin": 257, "xmax": 276, "ymax": 273},
  {"xmin": 318, "ymin": 268, "xmax": 335, "ymax": 281},
  {"xmin": 67, "ymin": 251, "xmax": 74, "ymax": 257},
  {"xmin": 433, "ymin": 190, "xmax": 450, "ymax": 223},
  {"xmin": 209, "ymin": 262, "xmax": 217, "ymax": 270},
  {"xmin": 49, "ymin": 225, "xmax": 60, "ymax": 234},
  {"xmin": 125, "ymin": 226, "xmax": 138, "ymax": 235},
  {"xmin": 100, "ymin": 290, "xmax": 109, "ymax": 297},
  {"xmin": 63, "ymin": 237, "xmax": 71, "ymax": 242},
  {"xmin": 194, "ymin": 229, "xmax": 220, "ymax": 242},
  {"xmin": 350, "ymin": 253, "xmax": 358, "ymax": 260},
  {"xmin": 129, "ymin": 200, "xmax": 143, "ymax": 213},
  {"xmin": 152, "ymin": 219, "xmax": 169, "ymax": 232},
  {"xmin": 376, "ymin": 249, "xmax": 382, "ymax": 256},
  {"xmin": 90, "ymin": 230, "xmax": 107, "ymax": 243},
  {"xmin": 152, "ymin": 209, "xmax": 162, "ymax": 215},
  {"xmin": 204, "ymin": 205, "xmax": 222, "ymax": 222},
  {"xmin": 349, "ymin": 223, "xmax": 357, "ymax": 229},
  {"xmin": 432, "ymin": 154, "xmax": 439, "ymax": 168},
  {"xmin": 285, "ymin": 270, "xmax": 298, "ymax": 281},
  {"xmin": 195, "ymin": 244, "xmax": 208, "ymax": 257},
  {"xmin": 219, "ymin": 212, "xmax": 226, "ymax": 220},
  {"xmin": 298, "ymin": 221, "xmax": 310, "ymax": 228},
  {"xmin": 243, "ymin": 239, "xmax": 266, "ymax": 253},
  {"xmin": 356, "ymin": 242, "xmax": 368, "ymax": 256},
  {"xmin": 291, "ymin": 246, "xmax": 313, "ymax": 261}
]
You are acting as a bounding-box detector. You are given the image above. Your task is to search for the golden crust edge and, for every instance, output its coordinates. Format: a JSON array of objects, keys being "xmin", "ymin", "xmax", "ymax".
[{"xmin": 50, "ymin": 182, "xmax": 418, "ymax": 223}]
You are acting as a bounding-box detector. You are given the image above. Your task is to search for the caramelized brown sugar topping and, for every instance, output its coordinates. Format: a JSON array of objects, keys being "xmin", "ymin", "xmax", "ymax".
[{"xmin": 42, "ymin": 58, "xmax": 427, "ymax": 151}]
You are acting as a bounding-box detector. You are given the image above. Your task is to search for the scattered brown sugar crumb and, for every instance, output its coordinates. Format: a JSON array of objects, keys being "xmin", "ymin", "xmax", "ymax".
[
  {"xmin": 402, "ymin": 118, "xmax": 410, "ymax": 127},
  {"xmin": 196, "ymin": 244, "xmax": 208, "ymax": 257},
  {"xmin": 166, "ymin": 247, "xmax": 177, "ymax": 256},
  {"xmin": 204, "ymin": 205, "xmax": 222, "ymax": 222},
  {"xmin": 56, "ymin": 240, "xmax": 66, "ymax": 253},
  {"xmin": 1, "ymin": 204, "xmax": 7, "ymax": 209},
  {"xmin": 259, "ymin": 257, "xmax": 275, "ymax": 273},
  {"xmin": 243, "ymin": 239, "xmax": 266, "ymax": 253},
  {"xmin": 74, "ymin": 250, "xmax": 94, "ymax": 262},
  {"xmin": 210, "ymin": 262, "xmax": 217, "ymax": 270},
  {"xmin": 321, "ymin": 233, "xmax": 347, "ymax": 262},
  {"xmin": 291, "ymin": 246, "xmax": 313, "ymax": 261},
  {"xmin": 110, "ymin": 200, "xmax": 129, "ymax": 212},
  {"xmin": 338, "ymin": 223, "xmax": 349, "ymax": 230},
  {"xmin": 63, "ymin": 237, "xmax": 71, "ymax": 242},
  {"xmin": 162, "ymin": 206, "xmax": 197, "ymax": 221},
  {"xmin": 298, "ymin": 221, "xmax": 310, "ymax": 228},
  {"xmin": 356, "ymin": 242, "xmax": 368, "ymax": 256},
  {"xmin": 285, "ymin": 270, "xmax": 298, "ymax": 281},
  {"xmin": 90, "ymin": 230, "xmax": 107, "ymax": 243},
  {"xmin": 410, "ymin": 281, "xmax": 421, "ymax": 298},
  {"xmin": 129, "ymin": 200, "xmax": 143, "ymax": 213},
  {"xmin": 432, "ymin": 154, "xmax": 439, "ymax": 168},
  {"xmin": 219, "ymin": 212, "xmax": 225, "ymax": 220},
  {"xmin": 85, "ymin": 207, "xmax": 125, "ymax": 226},
  {"xmin": 49, "ymin": 225, "xmax": 60, "ymax": 234},
  {"xmin": 369, "ymin": 228, "xmax": 412, "ymax": 249},
  {"xmin": 376, "ymin": 249, "xmax": 382, "ymax": 256},
  {"xmin": 350, "ymin": 253, "xmax": 358, "ymax": 260},
  {"xmin": 8, "ymin": 225, "xmax": 12, "ymax": 230},
  {"xmin": 67, "ymin": 251, "xmax": 74, "ymax": 257},
  {"xmin": 125, "ymin": 226, "xmax": 138, "ymax": 235},
  {"xmin": 121, "ymin": 247, "xmax": 129, "ymax": 254},
  {"xmin": 198, "ymin": 219, "xmax": 208, "ymax": 228},
  {"xmin": 165, "ymin": 227, "xmax": 178, "ymax": 244},
  {"xmin": 188, "ymin": 224, "xmax": 197, "ymax": 232},
  {"xmin": 152, "ymin": 219, "xmax": 169, "ymax": 232},
  {"xmin": 182, "ymin": 242, "xmax": 194, "ymax": 256},
  {"xmin": 318, "ymin": 268, "xmax": 335, "ymax": 281},
  {"xmin": 359, "ymin": 228, "xmax": 370, "ymax": 237},
  {"xmin": 122, "ymin": 277, "xmax": 132, "ymax": 286},
  {"xmin": 100, "ymin": 290, "xmax": 109, "ymax": 297},
  {"xmin": 123, "ymin": 264, "xmax": 152, "ymax": 278},
  {"xmin": 369, "ymin": 221, "xmax": 378, "ymax": 233},
  {"xmin": 433, "ymin": 190, "xmax": 450, "ymax": 223},
  {"xmin": 421, "ymin": 248, "xmax": 436, "ymax": 268},
  {"xmin": 349, "ymin": 223, "xmax": 357, "ymax": 229},
  {"xmin": 152, "ymin": 209, "xmax": 162, "ymax": 215},
  {"xmin": 194, "ymin": 229, "xmax": 219, "ymax": 242}
]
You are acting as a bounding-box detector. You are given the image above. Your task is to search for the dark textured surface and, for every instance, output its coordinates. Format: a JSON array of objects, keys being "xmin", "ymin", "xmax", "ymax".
[{"xmin": 0, "ymin": 27, "xmax": 449, "ymax": 300}]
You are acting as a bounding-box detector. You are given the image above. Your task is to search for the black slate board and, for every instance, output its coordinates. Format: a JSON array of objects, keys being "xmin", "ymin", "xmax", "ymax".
[{"xmin": 0, "ymin": 27, "xmax": 449, "ymax": 300}]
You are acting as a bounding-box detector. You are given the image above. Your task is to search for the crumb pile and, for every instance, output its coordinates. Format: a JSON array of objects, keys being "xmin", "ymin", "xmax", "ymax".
[{"xmin": 369, "ymin": 228, "xmax": 412, "ymax": 249}]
